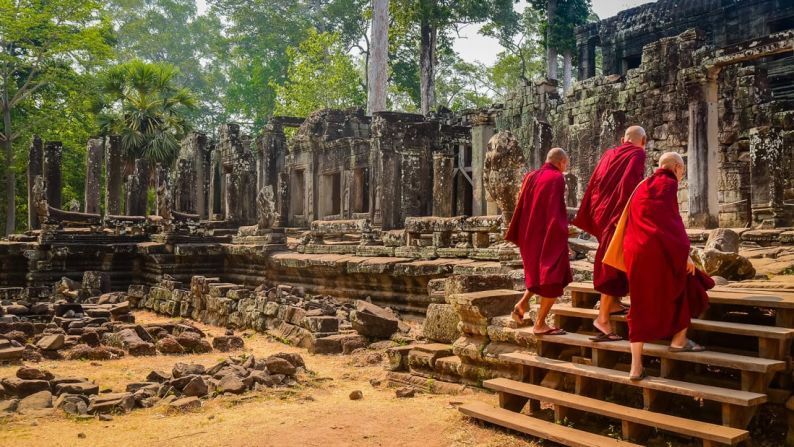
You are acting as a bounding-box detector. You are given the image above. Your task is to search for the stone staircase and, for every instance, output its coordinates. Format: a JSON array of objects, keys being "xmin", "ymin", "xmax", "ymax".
[{"xmin": 457, "ymin": 283, "xmax": 794, "ymax": 446}]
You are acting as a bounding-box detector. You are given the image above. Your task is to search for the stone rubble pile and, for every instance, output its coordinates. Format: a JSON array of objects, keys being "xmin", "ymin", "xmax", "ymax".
[
  {"xmin": 133, "ymin": 277, "xmax": 413, "ymax": 354},
  {"xmin": 0, "ymin": 297, "xmax": 243, "ymax": 362},
  {"xmin": 0, "ymin": 353, "xmax": 305, "ymax": 417}
]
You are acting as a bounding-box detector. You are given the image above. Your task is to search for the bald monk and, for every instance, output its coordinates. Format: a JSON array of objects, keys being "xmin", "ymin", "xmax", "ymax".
[
  {"xmin": 506, "ymin": 148, "xmax": 572, "ymax": 335},
  {"xmin": 622, "ymin": 152, "xmax": 712, "ymax": 380},
  {"xmin": 572, "ymin": 126, "xmax": 647, "ymax": 342}
]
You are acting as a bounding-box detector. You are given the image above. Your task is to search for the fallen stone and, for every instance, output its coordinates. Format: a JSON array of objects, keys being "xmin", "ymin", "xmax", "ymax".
[
  {"xmin": 351, "ymin": 300, "xmax": 399, "ymax": 339},
  {"xmin": 349, "ymin": 390, "xmax": 363, "ymax": 400},
  {"xmin": 272, "ymin": 352, "xmax": 305, "ymax": 369},
  {"xmin": 16, "ymin": 366, "xmax": 54, "ymax": 381},
  {"xmin": 36, "ymin": 334, "xmax": 65, "ymax": 351},
  {"xmin": 17, "ymin": 390, "xmax": 53, "ymax": 413},
  {"xmin": 55, "ymin": 382, "xmax": 99, "ymax": 396},
  {"xmin": 99, "ymin": 414, "xmax": 113, "ymax": 421},
  {"xmin": 217, "ymin": 375, "xmax": 246, "ymax": 394},
  {"xmin": 264, "ymin": 357, "xmax": 297, "ymax": 376},
  {"xmin": 127, "ymin": 342, "xmax": 156, "ymax": 356},
  {"xmin": 155, "ymin": 336, "xmax": 184, "ymax": 354},
  {"xmin": 1, "ymin": 378, "xmax": 50, "ymax": 397},
  {"xmin": 243, "ymin": 370, "xmax": 273, "ymax": 389},
  {"xmin": 395, "ymin": 387, "xmax": 415, "ymax": 398},
  {"xmin": 173, "ymin": 363, "xmax": 206, "ymax": 378},
  {"xmin": 169, "ymin": 396, "xmax": 201, "ymax": 412},
  {"xmin": 182, "ymin": 376, "xmax": 209, "ymax": 398},
  {"xmin": 79, "ymin": 331, "xmax": 101, "ymax": 347},
  {"xmin": 87, "ymin": 392, "xmax": 135, "ymax": 414},
  {"xmin": 698, "ymin": 248, "xmax": 756, "ymax": 281},
  {"xmin": 146, "ymin": 370, "xmax": 170, "ymax": 383},
  {"xmin": 705, "ymin": 228, "xmax": 740, "ymax": 253},
  {"xmin": 56, "ymin": 394, "xmax": 88, "ymax": 416},
  {"xmin": 67, "ymin": 345, "xmax": 123, "ymax": 361},
  {"xmin": 0, "ymin": 399, "xmax": 18, "ymax": 413},
  {"xmin": 211, "ymin": 335, "xmax": 244, "ymax": 352}
]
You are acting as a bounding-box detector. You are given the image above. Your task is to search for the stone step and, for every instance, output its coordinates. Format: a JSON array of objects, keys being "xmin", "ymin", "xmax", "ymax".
[
  {"xmin": 485, "ymin": 378, "xmax": 749, "ymax": 445},
  {"xmin": 459, "ymin": 400, "xmax": 643, "ymax": 447}
]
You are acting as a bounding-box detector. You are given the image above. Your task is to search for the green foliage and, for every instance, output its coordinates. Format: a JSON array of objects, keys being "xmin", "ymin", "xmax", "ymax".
[
  {"xmin": 0, "ymin": 0, "xmax": 113, "ymax": 232},
  {"xmin": 435, "ymin": 55, "xmax": 495, "ymax": 110},
  {"xmin": 93, "ymin": 60, "xmax": 197, "ymax": 164},
  {"xmin": 530, "ymin": 0, "xmax": 592, "ymax": 55},
  {"xmin": 483, "ymin": 6, "xmax": 545, "ymax": 94},
  {"xmin": 273, "ymin": 30, "xmax": 366, "ymax": 117},
  {"xmin": 107, "ymin": 0, "xmax": 229, "ymax": 132}
]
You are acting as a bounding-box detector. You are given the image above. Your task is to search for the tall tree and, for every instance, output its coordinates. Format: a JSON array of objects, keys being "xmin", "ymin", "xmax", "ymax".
[
  {"xmin": 273, "ymin": 30, "xmax": 366, "ymax": 117},
  {"xmin": 391, "ymin": 0, "xmax": 519, "ymax": 115},
  {"xmin": 94, "ymin": 60, "xmax": 197, "ymax": 165},
  {"xmin": 367, "ymin": 0, "xmax": 389, "ymax": 113},
  {"xmin": 0, "ymin": 0, "xmax": 112, "ymax": 235},
  {"xmin": 482, "ymin": 5, "xmax": 545, "ymax": 92},
  {"xmin": 531, "ymin": 0, "xmax": 591, "ymax": 89}
]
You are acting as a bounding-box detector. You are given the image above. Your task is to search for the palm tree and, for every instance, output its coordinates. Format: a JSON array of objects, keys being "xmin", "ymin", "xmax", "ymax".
[{"xmin": 95, "ymin": 60, "xmax": 197, "ymax": 165}]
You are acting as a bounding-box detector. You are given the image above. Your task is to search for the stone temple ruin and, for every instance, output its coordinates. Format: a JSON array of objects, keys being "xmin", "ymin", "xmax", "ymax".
[{"xmin": 2, "ymin": 0, "xmax": 794, "ymax": 445}]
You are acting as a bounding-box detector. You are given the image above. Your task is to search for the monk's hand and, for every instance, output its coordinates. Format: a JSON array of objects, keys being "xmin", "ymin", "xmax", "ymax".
[{"xmin": 686, "ymin": 257, "xmax": 696, "ymax": 276}]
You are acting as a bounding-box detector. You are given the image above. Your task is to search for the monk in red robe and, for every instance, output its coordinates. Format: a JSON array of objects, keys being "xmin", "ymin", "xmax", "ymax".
[
  {"xmin": 623, "ymin": 152, "xmax": 712, "ymax": 380},
  {"xmin": 572, "ymin": 126, "xmax": 647, "ymax": 341},
  {"xmin": 506, "ymin": 148, "xmax": 572, "ymax": 335}
]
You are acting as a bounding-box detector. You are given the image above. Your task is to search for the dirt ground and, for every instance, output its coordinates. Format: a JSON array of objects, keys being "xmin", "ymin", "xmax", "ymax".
[{"xmin": 0, "ymin": 312, "xmax": 537, "ymax": 447}]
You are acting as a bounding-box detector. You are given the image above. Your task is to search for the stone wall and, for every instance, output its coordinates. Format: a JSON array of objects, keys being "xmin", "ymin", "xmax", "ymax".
[{"xmin": 499, "ymin": 26, "xmax": 794, "ymax": 228}]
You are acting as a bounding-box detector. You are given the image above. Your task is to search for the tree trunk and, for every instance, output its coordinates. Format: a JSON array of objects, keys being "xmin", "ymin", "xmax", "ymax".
[
  {"xmin": 367, "ymin": 0, "xmax": 389, "ymax": 114},
  {"xmin": 563, "ymin": 51, "xmax": 572, "ymax": 90},
  {"xmin": 546, "ymin": 0, "xmax": 558, "ymax": 81},
  {"xmin": 2, "ymin": 86, "xmax": 14, "ymax": 236},
  {"xmin": 419, "ymin": 16, "xmax": 437, "ymax": 116}
]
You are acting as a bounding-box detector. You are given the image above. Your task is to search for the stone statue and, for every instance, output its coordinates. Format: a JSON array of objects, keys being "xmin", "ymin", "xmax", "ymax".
[
  {"xmin": 257, "ymin": 185, "xmax": 278, "ymax": 230},
  {"xmin": 32, "ymin": 175, "xmax": 49, "ymax": 221},
  {"xmin": 484, "ymin": 131, "xmax": 527, "ymax": 224},
  {"xmin": 66, "ymin": 199, "xmax": 81, "ymax": 213},
  {"xmin": 156, "ymin": 167, "xmax": 172, "ymax": 220}
]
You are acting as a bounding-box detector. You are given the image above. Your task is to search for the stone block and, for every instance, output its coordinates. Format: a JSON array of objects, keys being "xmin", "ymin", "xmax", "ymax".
[
  {"xmin": 422, "ymin": 304, "xmax": 460, "ymax": 343},
  {"xmin": 386, "ymin": 345, "xmax": 414, "ymax": 372},
  {"xmin": 449, "ymin": 289, "xmax": 522, "ymax": 328},
  {"xmin": 408, "ymin": 343, "xmax": 453, "ymax": 373}
]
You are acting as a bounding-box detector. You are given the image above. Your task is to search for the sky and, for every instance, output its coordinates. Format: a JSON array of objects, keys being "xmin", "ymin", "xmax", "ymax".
[
  {"xmin": 195, "ymin": 0, "xmax": 657, "ymax": 65},
  {"xmin": 453, "ymin": 0, "xmax": 656, "ymax": 65}
]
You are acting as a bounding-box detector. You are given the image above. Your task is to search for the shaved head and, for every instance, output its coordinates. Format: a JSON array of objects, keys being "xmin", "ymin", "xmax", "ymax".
[
  {"xmin": 546, "ymin": 147, "xmax": 569, "ymax": 172},
  {"xmin": 623, "ymin": 126, "xmax": 647, "ymax": 146},
  {"xmin": 659, "ymin": 152, "xmax": 684, "ymax": 169},
  {"xmin": 659, "ymin": 152, "xmax": 685, "ymax": 181},
  {"xmin": 546, "ymin": 147, "xmax": 568, "ymax": 164}
]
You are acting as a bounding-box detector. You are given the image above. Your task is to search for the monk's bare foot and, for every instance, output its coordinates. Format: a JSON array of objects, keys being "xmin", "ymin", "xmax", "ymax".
[
  {"xmin": 533, "ymin": 325, "xmax": 566, "ymax": 336},
  {"xmin": 512, "ymin": 299, "xmax": 529, "ymax": 324},
  {"xmin": 593, "ymin": 318, "xmax": 612, "ymax": 336}
]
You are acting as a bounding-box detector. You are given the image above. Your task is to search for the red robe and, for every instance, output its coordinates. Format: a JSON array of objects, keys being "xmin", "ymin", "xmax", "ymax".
[
  {"xmin": 572, "ymin": 142, "xmax": 645, "ymax": 297},
  {"xmin": 623, "ymin": 168, "xmax": 713, "ymax": 343},
  {"xmin": 505, "ymin": 163, "xmax": 572, "ymax": 297}
]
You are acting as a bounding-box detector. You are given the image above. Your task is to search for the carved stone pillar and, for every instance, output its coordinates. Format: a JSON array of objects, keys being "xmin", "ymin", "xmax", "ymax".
[
  {"xmin": 686, "ymin": 78, "xmax": 719, "ymax": 228},
  {"xmin": 126, "ymin": 159, "xmax": 150, "ymax": 216},
  {"xmin": 43, "ymin": 141, "xmax": 63, "ymax": 209},
  {"xmin": 27, "ymin": 136, "xmax": 43, "ymax": 230},
  {"xmin": 432, "ymin": 153, "xmax": 454, "ymax": 217},
  {"xmin": 105, "ymin": 136, "xmax": 123, "ymax": 216},
  {"xmin": 84, "ymin": 138, "xmax": 103, "ymax": 214},
  {"xmin": 471, "ymin": 112, "xmax": 495, "ymax": 216}
]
